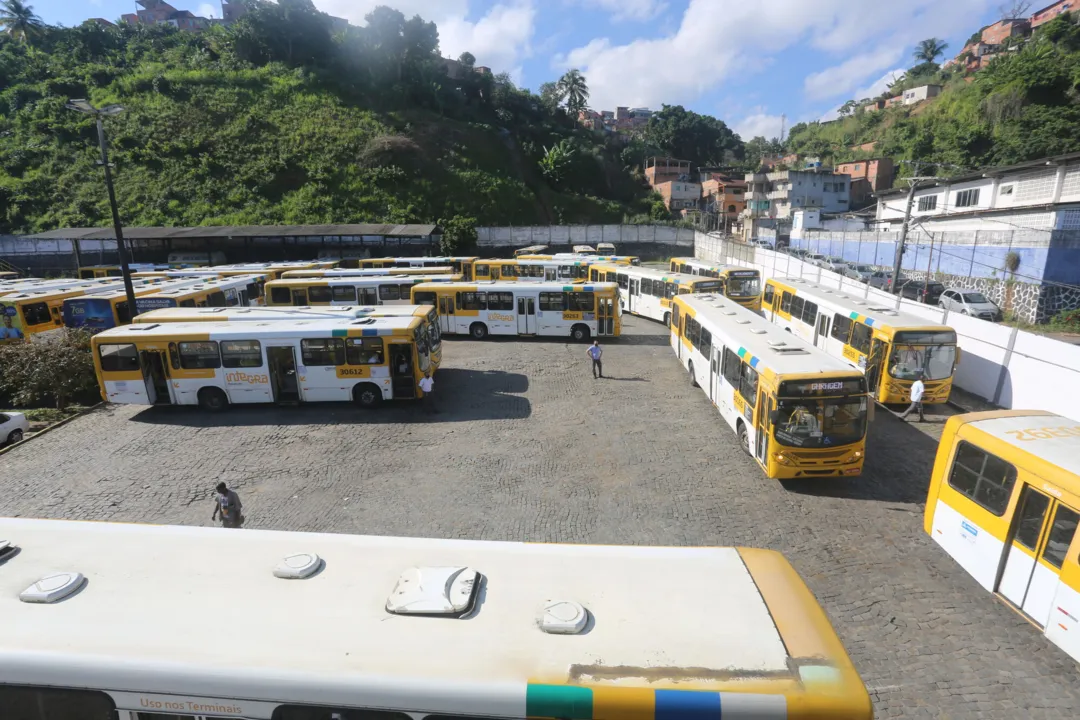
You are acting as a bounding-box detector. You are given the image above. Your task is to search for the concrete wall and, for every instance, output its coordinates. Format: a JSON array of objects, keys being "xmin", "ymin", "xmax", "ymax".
[
  {"xmin": 476, "ymin": 225, "xmax": 696, "ymax": 249},
  {"xmin": 696, "ymin": 231, "xmax": 1080, "ymax": 418}
]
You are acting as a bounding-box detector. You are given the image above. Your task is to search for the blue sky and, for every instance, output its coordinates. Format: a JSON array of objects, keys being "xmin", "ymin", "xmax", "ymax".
[{"xmin": 35, "ymin": 0, "xmax": 1009, "ymax": 140}]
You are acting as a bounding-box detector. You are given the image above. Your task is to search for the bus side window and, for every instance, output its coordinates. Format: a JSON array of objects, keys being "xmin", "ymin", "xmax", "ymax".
[
  {"xmin": 617, "ymin": 273, "xmax": 627, "ymax": 289},
  {"xmin": 671, "ymin": 303, "xmax": 680, "ymax": 332},
  {"xmin": 763, "ymin": 284, "xmax": 775, "ymax": 306},
  {"xmin": 948, "ymin": 441, "xmax": 1018, "ymax": 516},
  {"xmin": 780, "ymin": 292, "xmax": 792, "ymax": 314},
  {"xmin": 669, "ymin": 261, "xmax": 677, "ymax": 272},
  {"xmin": 722, "ymin": 348, "xmax": 741, "ymax": 387},
  {"xmin": 740, "ymin": 364, "xmax": 759, "ymax": 407},
  {"xmin": 850, "ymin": 323, "xmax": 872, "ymax": 354},
  {"xmin": 831, "ymin": 314, "xmax": 852, "ymax": 343},
  {"xmin": 0, "ymin": 685, "xmax": 118, "ymax": 719}
]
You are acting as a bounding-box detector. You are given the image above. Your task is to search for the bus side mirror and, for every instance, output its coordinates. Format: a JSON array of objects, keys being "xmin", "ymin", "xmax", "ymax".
[{"xmin": 769, "ymin": 410, "xmax": 780, "ymax": 425}]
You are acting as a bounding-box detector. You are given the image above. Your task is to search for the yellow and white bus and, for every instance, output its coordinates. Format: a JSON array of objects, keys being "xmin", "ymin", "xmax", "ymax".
[
  {"xmin": 134, "ymin": 274, "xmax": 266, "ymax": 314},
  {"xmin": 77, "ymin": 263, "xmax": 169, "ymax": 279},
  {"xmin": 92, "ymin": 316, "xmax": 433, "ymax": 410},
  {"xmin": 133, "ymin": 305, "xmax": 444, "ymax": 368},
  {"xmin": 925, "ymin": 410, "xmax": 1080, "ymax": 662},
  {"xmin": 62, "ymin": 277, "xmax": 210, "ymax": 332},
  {"xmin": 762, "ymin": 277, "xmax": 958, "ymax": 406},
  {"xmin": 357, "ymin": 256, "xmax": 479, "ymax": 281},
  {"xmin": 588, "ymin": 263, "xmax": 722, "ymax": 325},
  {"xmin": 473, "ymin": 258, "xmax": 591, "ymax": 282},
  {"xmin": 0, "ymin": 280, "xmax": 137, "ymax": 341},
  {"xmin": 280, "ymin": 266, "xmax": 455, "ymax": 279},
  {"xmin": 672, "ymin": 293, "xmax": 868, "ymax": 479},
  {"xmin": 411, "ymin": 281, "xmax": 620, "ymax": 341},
  {"xmin": 0, "ymin": 270, "xmax": 19, "ymax": 280},
  {"xmin": 519, "ymin": 253, "xmax": 641, "ymax": 266},
  {"xmin": 194, "ymin": 262, "xmax": 337, "ymax": 281},
  {"xmin": 0, "ymin": 517, "xmax": 873, "ymax": 720},
  {"xmin": 265, "ymin": 275, "xmax": 461, "ymax": 308},
  {"xmin": 668, "ymin": 258, "xmax": 763, "ymax": 312},
  {"xmin": 513, "ymin": 243, "xmax": 548, "ymax": 256},
  {"xmin": 572, "ymin": 244, "xmax": 596, "ymax": 255},
  {"xmin": 0, "ymin": 277, "xmax": 117, "ymax": 297}
]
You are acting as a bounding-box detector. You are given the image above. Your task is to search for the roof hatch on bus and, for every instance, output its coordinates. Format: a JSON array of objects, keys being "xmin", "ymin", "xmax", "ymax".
[
  {"xmin": 539, "ymin": 599, "xmax": 589, "ymax": 634},
  {"xmin": 20, "ymin": 571, "xmax": 85, "ymax": 604},
  {"xmin": 130, "ymin": 324, "xmax": 161, "ymax": 331},
  {"xmin": 273, "ymin": 552, "xmax": 323, "ymax": 579},
  {"xmin": 385, "ymin": 566, "xmax": 480, "ymax": 617}
]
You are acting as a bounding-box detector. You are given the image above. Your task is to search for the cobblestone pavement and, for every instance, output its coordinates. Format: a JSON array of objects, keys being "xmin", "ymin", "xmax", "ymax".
[{"xmin": 1, "ymin": 316, "xmax": 1078, "ymax": 718}]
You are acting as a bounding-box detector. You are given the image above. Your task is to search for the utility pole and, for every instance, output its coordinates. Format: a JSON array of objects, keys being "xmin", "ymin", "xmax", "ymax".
[{"xmin": 891, "ymin": 165, "xmax": 946, "ymax": 295}]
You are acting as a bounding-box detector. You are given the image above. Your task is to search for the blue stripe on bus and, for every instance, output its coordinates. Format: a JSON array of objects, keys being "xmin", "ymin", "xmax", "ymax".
[
  {"xmin": 749, "ymin": 356, "xmax": 760, "ymax": 368},
  {"xmin": 864, "ymin": 317, "xmax": 875, "ymax": 327},
  {"xmin": 361, "ymin": 328, "xmax": 378, "ymax": 336},
  {"xmin": 654, "ymin": 689, "xmax": 721, "ymax": 720}
]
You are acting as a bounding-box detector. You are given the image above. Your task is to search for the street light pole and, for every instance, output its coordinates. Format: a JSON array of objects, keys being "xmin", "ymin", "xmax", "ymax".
[{"xmin": 67, "ymin": 99, "xmax": 139, "ymax": 318}]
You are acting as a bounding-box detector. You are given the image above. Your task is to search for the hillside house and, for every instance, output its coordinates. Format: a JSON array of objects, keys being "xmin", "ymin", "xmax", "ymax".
[{"xmin": 1032, "ymin": 1, "xmax": 1074, "ymax": 27}]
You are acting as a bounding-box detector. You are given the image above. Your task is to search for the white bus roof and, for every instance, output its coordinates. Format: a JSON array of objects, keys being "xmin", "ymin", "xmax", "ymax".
[
  {"xmin": 772, "ymin": 277, "xmax": 950, "ymax": 333},
  {"xmin": 411, "ymin": 281, "xmax": 618, "ymax": 291},
  {"xmin": 136, "ymin": 274, "xmax": 265, "ymax": 299},
  {"xmin": 0, "ymin": 520, "xmax": 793, "ymax": 693},
  {"xmin": 678, "ymin": 293, "xmax": 861, "ymax": 378},
  {"xmin": 589, "ymin": 265, "xmax": 705, "ymax": 283},
  {"xmin": 672, "ymin": 258, "xmax": 759, "ymax": 274},
  {"xmin": 96, "ymin": 316, "xmax": 422, "ymax": 341},
  {"xmin": 134, "ymin": 305, "xmax": 434, "ymax": 323},
  {"xmin": 959, "ymin": 411, "xmax": 1080, "ymax": 480},
  {"xmin": 267, "ymin": 275, "xmax": 455, "ymax": 287}
]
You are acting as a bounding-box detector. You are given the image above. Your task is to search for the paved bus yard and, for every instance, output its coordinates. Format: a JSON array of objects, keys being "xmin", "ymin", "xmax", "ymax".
[{"xmin": 0, "ymin": 316, "xmax": 1077, "ymax": 718}]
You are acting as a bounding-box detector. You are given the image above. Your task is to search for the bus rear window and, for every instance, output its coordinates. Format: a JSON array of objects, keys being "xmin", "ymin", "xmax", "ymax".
[
  {"xmin": 98, "ymin": 343, "xmax": 140, "ymax": 372},
  {"xmin": 21, "ymin": 302, "xmax": 50, "ymax": 326}
]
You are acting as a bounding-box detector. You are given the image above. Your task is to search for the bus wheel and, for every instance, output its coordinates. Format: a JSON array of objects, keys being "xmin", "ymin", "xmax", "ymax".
[
  {"xmin": 197, "ymin": 387, "xmax": 229, "ymax": 412},
  {"xmin": 571, "ymin": 324, "xmax": 590, "ymax": 342},
  {"xmin": 663, "ymin": 312, "xmax": 670, "ymax": 327},
  {"xmin": 687, "ymin": 360, "xmax": 698, "ymax": 387},
  {"xmin": 737, "ymin": 421, "xmax": 750, "ymax": 456},
  {"xmin": 470, "ymin": 322, "xmax": 489, "ymax": 340},
  {"xmin": 7, "ymin": 429, "xmax": 23, "ymax": 445},
  {"xmin": 353, "ymin": 383, "xmax": 382, "ymax": 408}
]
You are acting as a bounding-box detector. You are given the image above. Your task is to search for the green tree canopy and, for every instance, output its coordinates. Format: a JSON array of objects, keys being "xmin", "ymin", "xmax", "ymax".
[
  {"xmin": 0, "ymin": 0, "xmax": 42, "ymax": 45},
  {"xmin": 557, "ymin": 69, "xmax": 589, "ymax": 113},
  {"xmin": 644, "ymin": 104, "xmax": 742, "ymax": 168},
  {"xmin": 913, "ymin": 38, "xmax": 948, "ymax": 64}
]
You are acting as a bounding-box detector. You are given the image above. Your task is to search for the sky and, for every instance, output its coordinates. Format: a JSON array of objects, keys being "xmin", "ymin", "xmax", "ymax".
[{"xmin": 35, "ymin": 0, "xmax": 1012, "ymax": 141}]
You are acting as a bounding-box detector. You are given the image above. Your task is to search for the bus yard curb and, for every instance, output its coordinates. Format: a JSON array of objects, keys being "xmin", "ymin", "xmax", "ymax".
[{"xmin": 0, "ymin": 403, "xmax": 102, "ymax": 458}]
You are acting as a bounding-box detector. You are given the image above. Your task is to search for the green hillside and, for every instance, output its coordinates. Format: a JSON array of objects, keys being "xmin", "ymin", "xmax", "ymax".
[
  {"xmin": 0, "ymin": 2, "xmax": 660, "ymax": 234},
  {"xmin": 785, "ymin": 15, "xmax": 1080, "ymax": 178}
]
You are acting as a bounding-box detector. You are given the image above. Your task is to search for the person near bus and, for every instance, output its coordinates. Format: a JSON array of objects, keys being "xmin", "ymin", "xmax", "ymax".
[
  {"xmin": 899, "ymin": 373, "xmax": 926, "ymax": 422},
  {"xmin": 418, "ymin": 371, "xmax": 436, "ymax": 414},
  {"xmin": 212, "ymin": 482, "xmax": 244, "ymax": 529},
  {"xmin": 0, "ymin": 314, "xmax": 22, "ymax": 340},
  {"xmin": 587, "ymin": 340, "xmax": 604, "ymax": 379}
]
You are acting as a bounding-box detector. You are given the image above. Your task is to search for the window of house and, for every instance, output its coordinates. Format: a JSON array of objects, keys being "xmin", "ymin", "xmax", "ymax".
[
  {"xmin": 831, "ymin": 313, "xmax": 852, "ymax": 343},
  {"xmin": 459, "ymin": 292, "xmax": 487, "ymax": 311},
  {"xmin": 999, "ymin": 184, "xmax": 1015, "ymax": 196},
  {"xmin": 917, "ymin": 195, "xmax": 938, "ymax": 212},
  {"xmin": 221, "ymin": 340, "xmax": 262, "ymax": 368},
  {"xmin": 855, "ymin": 164, "xmax": 861, "ymax": 171},
  {"xmin": 955, "ymin": 188, "xmax": 980, "ymax": 207},
  {"xmin": 947, "ymin": 441, "xmax": 1017, "ymax": 516},
  {"xmin": 346, "ymin": 337, "xmax": 384, "ymax": 365},
  {"xmin": 301, "ymin": 338, "xmax": 345, "ymax": 366},
  {"xmin": 539, "ymin": 292, "xmax": 565, "ymax": 312},
  {"xmin": 178, "ymin": 341, "xmax": 221, "ymax": 370}
]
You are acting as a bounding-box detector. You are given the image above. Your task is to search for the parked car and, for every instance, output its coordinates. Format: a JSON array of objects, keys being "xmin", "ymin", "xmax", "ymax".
[
  {"xmin": 0, "ymin": 411, "xmax": 28, "ymax": 446},
  {"xmin": 821, "ymin": 255, "xmax": 848, "ymax": 272},
  {"xmin": 804, "ymin": 252, "xmax": 828, "ymax": 266},
  {"xmin": 868, "ymin": 270, "xmax": 909, "ymax": 290},
  {"xmin": 749, "ymin": 238, "xmax": 773, "ymax": 248},
  {"xmin": 939, "ymin": 288, "xmax": 1002, "ymax": 321},
  {"xmin": 844, "ymin": 263, "xmax": 876, "ymax": 282},
  {"xmin": 786, "ymin": 248, "xmax": 809, "ymax": 259},
  {"xmin": 898, "ymin": 280, "xmax": 945, "ymax": 305}
]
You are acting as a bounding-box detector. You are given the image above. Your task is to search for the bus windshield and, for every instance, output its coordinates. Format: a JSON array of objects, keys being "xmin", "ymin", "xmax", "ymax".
[
  {"xmin": 726, "ymin": 276, "xmax": 760, "ymax": 297},
  {"xmin": 774, "ymin": 396, "xmax": 868, "ymax": 449},
  {"xmin": 888, "ymin": 331, "xmax": 958, "ymax": 381},
  {"xmin": 693, "ymin": 280, "xmax": 723, "ymax": 293}
]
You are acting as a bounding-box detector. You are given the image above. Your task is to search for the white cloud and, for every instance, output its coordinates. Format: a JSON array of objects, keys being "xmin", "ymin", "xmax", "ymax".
[
  {"xmin": 803, "ymin": 45, "xmax": 905, "ymax": 101},
  {"xmin": 855, "ymin": 68, "xmax": 906, "ymax": 101},
  {"xmin": 733, "ymin": 110, "xmax": 786, "ymax": 141},
  {"xmin": 197, "ymin": 3, "xmax": 216, "ymax": 19},
  {"xmin": 312, "ymin": 0, "xmax": 535, "ymax": 74},
  {"xmin": 576, "ymin": 0, "xmax": 667, "ymax": 22},
  {"xmin": 553, "ymin": 0, "xmax": 995, "ymax": 114}
]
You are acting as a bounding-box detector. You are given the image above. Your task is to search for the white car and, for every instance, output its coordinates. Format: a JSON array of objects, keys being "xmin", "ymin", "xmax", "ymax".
[
  {"xmin": 844, "ymin": 263, "xmax": 875, "ymax": 282},
  {"xmin": 749, "ymin": 238, "xmax": 773, "ymax": 248},
  {"xmin": 804, "ymin": 252, "xmax": 828, "ymax": 267},
  {"xmin": 821, "ymin": 255, "xmax": 848, "ymax": 272},
  {"xmin": 0, "ymin": 411, "xmax": 29, "ymax": 446},
  {"xmin": 939, "ymin": 288, "xmax": 1002, "ymax": 321}
]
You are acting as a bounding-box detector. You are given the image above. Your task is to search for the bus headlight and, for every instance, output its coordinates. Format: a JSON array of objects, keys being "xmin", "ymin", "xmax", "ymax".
[
  {"xmin": 773, "ymin": 452, "xmax": 794, "ymax": 466},
  {"xmin": 852, "ymin": 450, "xmax": 864, "ymax": 461}
]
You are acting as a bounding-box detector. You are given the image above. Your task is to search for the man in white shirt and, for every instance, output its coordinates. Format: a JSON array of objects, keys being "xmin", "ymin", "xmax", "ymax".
[
  {"xmin": 899, "ymin": 373, "xmax": 925, "ymax": 422},
  {"xmin": 418, "ymin": 371, "xmax": 437, "ymax": 414},
  {"xmin": 586, "ymin": 340, "xmax": 603, "ymax": 379}
]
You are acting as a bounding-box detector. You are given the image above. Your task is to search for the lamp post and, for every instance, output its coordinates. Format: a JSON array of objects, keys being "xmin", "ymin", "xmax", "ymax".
[{"xmin": 65, "ymin": 99, "xmax": 139, "ymax": 318}]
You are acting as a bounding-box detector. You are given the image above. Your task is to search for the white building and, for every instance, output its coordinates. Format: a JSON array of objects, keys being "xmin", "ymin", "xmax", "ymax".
[
  {"xmin": 875, "ymin": 152, "xmax": 1080, "ymax": 233},
  {"xmin": 902, "ymin": 84, "xmax": 943, "ymax": 105},
  {"xmin": 744, "ymin": 169, "xmax": 851, "ymax": 220}
]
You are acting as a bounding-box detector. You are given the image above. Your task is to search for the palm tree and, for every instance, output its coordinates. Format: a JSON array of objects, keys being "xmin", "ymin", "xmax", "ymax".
[
  {"xmin": 0, "ymin": 0, "xmax": 43, "ymax": 44},
  {"xmin": 913, "ymin": 38, "xmax": 948, "ymax": 64},
  {"xmin": 557, "ymin": 69, "xmax": 589, "ymax": 114}
]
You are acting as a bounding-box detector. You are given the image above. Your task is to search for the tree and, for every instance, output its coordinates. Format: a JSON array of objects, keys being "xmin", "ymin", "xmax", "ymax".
[
  {"xmin": 999, "ymin": 0, "xmax": 1032, "ymax": 19},
  {"xmin": 438, "ymin": 215, "xmax": 477, "ymax": 255},
  {"xmin": 838, "ymin": 100, "xmax": 859, "ymax": 117},
  {"xmin": 457, "ymin": 51, "xmax": 474, "ymax": 67},
  {"xmin": 645, "ymin": 104, "xmax": 741, "ymax": 168},
  {"xmin": 913, "ymin": 38, "xmax": 948, "ymax": 64},
  {"xmin": 0, "ymin": 0, "xmax": 43, "ymax": 45},
  {"xmin": 0, "ymin": 330, "xmax": 99, "ymax": 410},
  {"xmin": 538, "ymin": 81, "xmax": 564, "ymax": 112},
  {"xmin": 538, "ymin": 139, "xmax": 577, "ymax": 186},
  {"xmin": 557, "ymin": 68, "xmax": 589, "ymax": 113}
]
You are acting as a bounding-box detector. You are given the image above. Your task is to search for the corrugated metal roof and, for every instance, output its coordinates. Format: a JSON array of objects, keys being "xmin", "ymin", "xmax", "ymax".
[{"xmin": 25, "ymin": 224, "xmax": 440, "ymax": 240}]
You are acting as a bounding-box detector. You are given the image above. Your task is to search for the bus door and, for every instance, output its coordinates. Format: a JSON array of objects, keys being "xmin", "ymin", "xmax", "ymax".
[
  {"xmin": 517, "ymin": 295, "xmax": 536, "ymax": 334},
  {"xmin": 754, "ymin": 388, "xmax": 771, "ymax": 466},
  {"xmin": 998, "ymin": 486, "xmax": 1080, "ymax": 627},
  {"xmin": 597, "ymin": 296, "xmax": 614, "ymax": 336},
  {"xmin": 709, "ymin": 347, "xmax": 720, "ymax": 404},
  {"xmin": 628, "ymin": 279, "xmax": 639, "ymax": 313},
  {"xmin": 437, "ymin": 295, "xmax": 455, "ymax": 333},
  {"xmin": 266, "ymin": 346, "xmax": 301, "ymax": 403},
  {"xmin": 139, "ymin": 349, "xmax": 173, "ymax": 405},
  {"xmin": 50, "ymin": 305, "xmax": 62, "ymax": 327},
  {"xmin": 389, "ymin": 343, "xmax": 416, "ymax": 399},
  {"xmin": 490, "ymin": 265, "xmax": 501, "ymax": 280},
  {"xmin": 544, "ymin": 266, "xmax": 557, "ymax": 281},
  {"xmin": 866, "ymin": 339, "xmax": 887, "ymax": 398},
  {"xmin": 291, "ymin": 289, "xmax": 308, "ymax": 306},
  {"xmin": 814, "ymin": 313, "xmax": 831, "ymax": 351}
]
